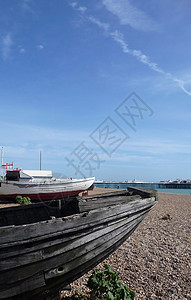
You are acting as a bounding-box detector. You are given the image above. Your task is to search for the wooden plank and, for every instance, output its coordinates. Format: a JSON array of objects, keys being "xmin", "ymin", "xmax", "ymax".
[
  {"xmin": 0, "ymin": 198, "xmax": 79, "ymax": 227},
  {"xmin": 0, "ymin": 211, "xmax": 145, "ymax": 270},
  {"xmin": 38, "ymin": 218, "xmax": 143, "ymax": 297},
  {"xmin": 0, "ymin": 225, "xmax": 90, "ymax": 259},
  {"xmin": 45, "ymin": 214, "xmax": 146, "ymax": 280},
  {"xmin": 0, "ymin": 198, "xmax": 154, "ymax": 248},
  {"xmin": 0, "ymin": 212, "xmax": 142, "ymax": 287},
  {"xmin": 0, "ymin": 272, "xmax": 45, "ymax": 299},
  {"xmin": 1, "ymin": 200, "xmax": 151, "ymax": 259},
  {"xmin": 0, "ymin": 207, "xmax": 149, "ymax": 282},
  {"xmin": 0, "ymin": 209, "xmax": 151, "ymax": 285},
  {"xmin": 0, "ymin": 197, "xmax": 156, "ymax": 246},
  {"xmin": 25, "ymin": 218, "xmax": 144, "ymax": 299},
  {"xmin": 128, "ymin": 186, "xmax": 157, "ymax": 198},
  {"xmin": 83, "ymin": 189, "xmax": 128, "ymax": 199},
  {"xmin": 79, "ymin": 194, "xmax": 141, "ymax": 211}
]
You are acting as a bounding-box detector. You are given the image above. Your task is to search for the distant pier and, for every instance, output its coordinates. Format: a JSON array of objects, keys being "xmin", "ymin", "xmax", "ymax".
[{"xmin": 95, "ymin": 182, "xmax": 191, "ymax": 189}]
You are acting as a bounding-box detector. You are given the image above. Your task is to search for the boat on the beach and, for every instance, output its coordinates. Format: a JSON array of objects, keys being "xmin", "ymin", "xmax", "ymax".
[
  {"xmin": 0, "ymin": 169, "xmax": 95, "ymax": 201},
  {"xmin": 0, "ymin": 187, "xmax": 157, "ymax": 299}
]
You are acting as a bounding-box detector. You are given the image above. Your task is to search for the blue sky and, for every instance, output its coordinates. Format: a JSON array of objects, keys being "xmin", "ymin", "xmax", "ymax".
[{"xmin": 0, "ymin": 0, "xmax": 191, "ymax": 181}]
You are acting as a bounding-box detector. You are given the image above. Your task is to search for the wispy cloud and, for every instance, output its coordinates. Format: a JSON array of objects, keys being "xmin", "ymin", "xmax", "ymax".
[
  {"xmin": 19, "ymin": 48, "xmax": 25, "ymax": 53},
  {"xmin": 1, "ymin": 33, "xmax": 13, "ymax": 60},
  {"xmin": 123, "ymin": 139, "xmax": 191, "ymax": 155},
  {"xmin": 0, "ymin": 121, "xmax": 89, "ymax": 148},
  {"xmin": 69, "ymin": 1, "xmax": 87, "ymax": 14},
  {"xmin": 110, "ymin": 30, "xmax": 164, "ymax": 74},
  {"xmin": 69, "ymin": 2, "xmax": 78, "ymax": 9},
  {"xmin": 37, "ymin": 44, "xmax": 44, "ymax": 50},
  {"xmin": 0, "ymin": 120, "xmax": 93, "ymax": 172},
  {"xmin": 78, "ymin": 6, "xmax": 87, "ymax": 13},
  {"xmin": 20, "ymin": 0, "xmax": 33, "ymax": 13},
  {"xmin": 103, "ymin": 0, "xmax": 159, "ymax": 32},
  {"xmin": 88, "ymin": 16, "xmax": 110, "ymax": 33},
  {"xmin": 18, "ymin": 45, "xmax": 26, "ymax": 54},
  {"xmin": 68, "ymin": 2, "xmax": 191, "ymax": 97},
  {"xmin": 110, "ymin": 30, "xmax": 191, "ymax": 96},
  {"xmin": 173, "ymin": 77, "xmax": 191, "ymax": 97}
]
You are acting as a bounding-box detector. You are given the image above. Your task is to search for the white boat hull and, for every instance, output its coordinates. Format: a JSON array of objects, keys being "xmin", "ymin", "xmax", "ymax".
[{"xmin": 0, "ymin": 177, "xmax": 95, "ymax": 201}]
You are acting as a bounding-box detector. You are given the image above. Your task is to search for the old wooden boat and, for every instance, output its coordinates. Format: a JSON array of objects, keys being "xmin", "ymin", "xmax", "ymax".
[
  {"xmin": 0, "ymin": 170, "xmax": 95, "ymax": 201},
  {"xmin": 0, "ymin": 187, "xmax": 157, "ymax": 299}
]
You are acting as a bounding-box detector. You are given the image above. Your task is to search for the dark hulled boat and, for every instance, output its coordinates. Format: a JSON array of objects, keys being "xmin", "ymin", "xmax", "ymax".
[{"xmin": 0, "ymin": 187, "xmax": 157, "ymax": 299}]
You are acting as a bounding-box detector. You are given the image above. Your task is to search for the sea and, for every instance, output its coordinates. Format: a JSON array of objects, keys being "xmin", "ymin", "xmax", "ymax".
[{"xmin": 94, "ymin": 182, "xmax": 191, "ymax": 195}]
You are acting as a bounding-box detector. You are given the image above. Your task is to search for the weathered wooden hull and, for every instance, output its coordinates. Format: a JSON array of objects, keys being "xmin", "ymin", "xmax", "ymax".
[{"xmin": 0, "ymin": 188, "xmax": 157, "ymax": 299}]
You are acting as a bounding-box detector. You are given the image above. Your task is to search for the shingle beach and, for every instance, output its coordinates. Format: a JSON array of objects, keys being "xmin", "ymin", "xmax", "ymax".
[{"xmin": 62, "ymin": 189, "xmax": 191, "ymax": 300}]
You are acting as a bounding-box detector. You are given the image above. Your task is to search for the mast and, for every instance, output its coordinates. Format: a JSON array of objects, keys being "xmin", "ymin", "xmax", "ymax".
[
  {"xmin": 1, "ymin": 147, "xmax": 3, "ymax": 178},
  {"xmin": 40, "ymin": 151, "xmax": 42, "ymax": 170}
]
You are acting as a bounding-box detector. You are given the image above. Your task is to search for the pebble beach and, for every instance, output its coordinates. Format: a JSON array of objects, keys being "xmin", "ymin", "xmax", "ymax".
[{"xmin": 62, "ymin": 189, "xmax": 191, "ymax": 300}]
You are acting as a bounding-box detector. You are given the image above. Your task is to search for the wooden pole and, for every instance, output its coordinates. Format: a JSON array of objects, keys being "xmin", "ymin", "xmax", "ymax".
[
  {"xmin": 1, "ymin": 147, "xmax": 3, "ymax": 178},
  {"xmin": 40, "ymin": 151, "xmax": 42, "ymax": 171}
]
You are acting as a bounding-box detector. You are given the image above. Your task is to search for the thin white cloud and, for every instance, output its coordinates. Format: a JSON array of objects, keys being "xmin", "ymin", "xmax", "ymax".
[
  {"xmin": 110, "ymin": 30, "xmax": 164, "ymax": 74},
  {"xmin": 104, "ymin": 137, "xmax": 191, "ymax": 161},
  {"xmin": 18, "ymin": 45, "xmax": 26, "ymax": 53},
  {"xmin": 110, "ymin": 30, "xmax": 130, "ymax": 53},
  {"xmin": 110, "ymin": 30, "xmax": 191, "ymax": 95},
  {"xmin": 88, "ymin": 16, "xmax": 110, "ymax": 33},
  {"xmin": 126, "ymin": 139, "xmax": 191, "ymax": 155},
  {"xmin": 1, "ymin": 33, "xmax": 13, "ymax": 60},
  {"xmin": 68, "ymin": 3, "xmax": 191, "ymax": 97},
  {"xmin": 20, "ymin": 0, "xmax": 33, "ymax": 13},
  {"xmin": 37, "ymin": 44, "xmax": 44, "ymax": 50},
  {"xmin": 78, "ymin": 6, "xmax": 87, "ymax": 13},
  {"xmin": 19, "ymin": 48, "xmax": 26, "ymax": 53},
  {"xmin": 173, "ymin": 78, "xmax": 191, "ymax": 97},
  {"xmin": 69, "ymin": 2, "xmax": 78, "ymax": 9},
  {"xmin": 0, "ymin": 121, "xmax": 89, "ymax": 147},
  {"xmin": 69, "ymin": 1, "xmax": 87, "ymax": 14},
  {"xmin": 94, "ymin": 24, "xmax": 191, "ymax": 96},
  {"xmin": 103, "ymin": 0, "xmax": 159, "ymax": 32}
]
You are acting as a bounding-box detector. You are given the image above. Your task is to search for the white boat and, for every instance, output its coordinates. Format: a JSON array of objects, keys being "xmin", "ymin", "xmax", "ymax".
[{"xmin": 0, "ymin": 170, "xmax": 95, "ymax": 201}]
